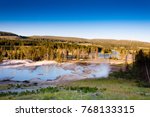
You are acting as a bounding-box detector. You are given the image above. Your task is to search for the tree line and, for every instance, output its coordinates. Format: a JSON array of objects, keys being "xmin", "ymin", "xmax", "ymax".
[{"xmin": 0, "ymin": 39, "xmax": 98, "ymax": 62}]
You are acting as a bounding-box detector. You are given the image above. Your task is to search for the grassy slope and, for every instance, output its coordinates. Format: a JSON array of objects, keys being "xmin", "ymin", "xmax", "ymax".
[
  {"xmin": 1, "ymin": 78, "xmax": 150, "ymax": 100},
  {"xmin": 64, "ymin": 78, "xmax": 150, "ymax": 100}
]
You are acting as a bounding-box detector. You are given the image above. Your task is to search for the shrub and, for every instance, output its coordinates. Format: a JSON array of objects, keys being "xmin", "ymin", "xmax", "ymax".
[
  {"xmin": 39, "ymin": 87, "xmax": 59, "ymax": 93},
  {"xmin": 64, "ymin": 86, "xmax": 98, "ymax": 93}
]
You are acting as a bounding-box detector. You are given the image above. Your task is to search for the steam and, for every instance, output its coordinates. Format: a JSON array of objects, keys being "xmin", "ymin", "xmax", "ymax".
[
  {"xmin": 0, "ymin": 60, "xmax": 111, "ymax": 81},
  {"xmin": 90, "ymin": 63, "xmax": 111, "ymax": 78}
]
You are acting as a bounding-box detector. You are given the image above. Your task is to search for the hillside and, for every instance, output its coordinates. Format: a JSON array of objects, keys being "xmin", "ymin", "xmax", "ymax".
[
  {"xmin": 28, "ymin": 36, "xmax": 150, "ymax": 49},
  {"xmin": 0, "ymin": 31, "xmax": 150, "ymax": 48},
  {"xmin": 92, "ymin": 39, "xmax": 150, "ymax": 48},
  {"xmin": 0, "ymin": 31, "xmax": 18, "ymax": 36}
]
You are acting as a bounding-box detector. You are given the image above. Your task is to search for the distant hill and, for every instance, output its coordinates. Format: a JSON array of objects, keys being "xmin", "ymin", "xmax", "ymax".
[
  {"xmin": 29, "ymin": 36, "xmax": 90, "ymax": 43},
  {"xmin": 0, "ymin": 31, "xmax": 150, "ymax": 48},
  {"xmin": 29, "ymin": 36, "xmax": 150, "ymax": 48},
  {"xmin": 0, "ymin": 31, "xmax": 18, "ymax": 36},
  {"xmin": 91, "ymin": 39, "xmax": 150, "ymax": 48}
]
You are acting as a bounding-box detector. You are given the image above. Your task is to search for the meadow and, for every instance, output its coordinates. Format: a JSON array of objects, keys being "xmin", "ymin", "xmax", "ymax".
[{"xmin": 1, "ymin": 74, "xmax": 150, "ymax": 100}]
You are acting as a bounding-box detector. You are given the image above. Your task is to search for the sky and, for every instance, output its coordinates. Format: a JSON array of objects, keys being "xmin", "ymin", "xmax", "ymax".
[{"xmin": 0, "ymin": 0, "xmax": 150, "ymax": 42}]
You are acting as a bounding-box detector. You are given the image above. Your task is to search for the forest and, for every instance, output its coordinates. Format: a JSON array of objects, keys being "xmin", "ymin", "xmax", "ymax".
[
  {"xmin": 0, "ymin": 31, "xmax": 150, "ymax": 62},
  {"xmin": 0, "ymin": 39, "xmax": 99, "ymax": 62}
]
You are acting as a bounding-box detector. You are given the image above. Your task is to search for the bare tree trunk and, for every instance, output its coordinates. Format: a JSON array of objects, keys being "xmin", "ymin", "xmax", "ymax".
[{"xmin": 145, "ymin": 61, "xmax": 150, "ymax": 83}]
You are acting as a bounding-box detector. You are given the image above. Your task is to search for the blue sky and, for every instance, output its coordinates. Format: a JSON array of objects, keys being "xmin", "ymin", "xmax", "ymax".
[{"xmin": 0, "ymin": 0, "xmax": 150, "ymax": 42}]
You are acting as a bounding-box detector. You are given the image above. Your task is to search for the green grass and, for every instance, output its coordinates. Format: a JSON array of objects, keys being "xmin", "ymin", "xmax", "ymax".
[
  {"xmin": 62, "ymin": 78, "xmax": 150, "ymax": 100},
  {"xmin": 0, "ymin": 77, "xmax": 150, "ymax": 100}
]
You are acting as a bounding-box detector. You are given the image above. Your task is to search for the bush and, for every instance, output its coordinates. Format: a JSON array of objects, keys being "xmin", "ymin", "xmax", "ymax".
[
  {"xmin": 64, "ymin": 86, "xmax": 98, "ymax": 93},
  {"xmin": 39, "ymin": 87, "xmax": 59, "ymax": 93},
  {"xmin": 0, "ymin": 87, "xmax": 60, "ymax": 97},
  {"xmin": 109, "ymin": 69, "xmax": 134, "ymax": 79},
  {"xmin": 137, "ymin": 81, "xmax": 150, "ymax": 88}
]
